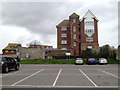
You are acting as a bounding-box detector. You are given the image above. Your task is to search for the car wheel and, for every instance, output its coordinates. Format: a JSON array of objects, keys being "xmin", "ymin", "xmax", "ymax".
[
  {"xmin": 15, "ymin": 65, "xmax": 19, "ymax": 70},
  {"xmin": 5, "ymin": 66, "xmax": 9, "ymax": 73}
]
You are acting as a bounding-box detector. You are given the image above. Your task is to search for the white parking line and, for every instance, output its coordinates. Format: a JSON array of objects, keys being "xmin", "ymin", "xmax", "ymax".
[
  {"xmin": 1, "ymin": 85, "xmax": 119, "ymax": 88},
  {"xmin": 99, "ymin": 69, "xmax": 120, "ymax": 78},
  {"xmin": 11, "ymin": 69, "xmax": 44, "ymax": 86},
  {"xmin": 79, "ymin": 69, "xmax": 98, "ymax": 87},
  {"xmin": 53, "ymin": 69, "xmax": 62, "ymax": 86}
]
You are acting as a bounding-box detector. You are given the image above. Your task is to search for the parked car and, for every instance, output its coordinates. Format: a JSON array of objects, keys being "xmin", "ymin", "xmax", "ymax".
[
  {"xmin": 75, "ymin": 58, "xmax": 83, "ymax": 65},
  {"xmin": 86, "ymin": 58, "xmax": 97, "ymax": 64},
  {"xmin": 97, "ymin": 58, "xmax": 108, "ymax": 65},
  {"xmin": 0, "ymin": 56, "xmax": 20, "ymax": 73}
]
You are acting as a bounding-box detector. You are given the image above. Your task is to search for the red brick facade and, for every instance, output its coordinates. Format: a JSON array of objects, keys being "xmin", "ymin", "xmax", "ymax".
[
  {"xmin": 57, "ymin": 10, "xmax": 99, "ymax": 56},
  {"xmin": 80, "ymin": 18, "xmax": 99, "ymax": 50},
  {"xmin": 2, "ymin": 43, "xmax": 21, "ymax": 55}
]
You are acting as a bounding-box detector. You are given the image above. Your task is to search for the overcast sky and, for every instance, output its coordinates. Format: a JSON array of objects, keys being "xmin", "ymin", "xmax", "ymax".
[{"xmin": 0, "ymin": 0, "xmax": 119, "ymax": 53}]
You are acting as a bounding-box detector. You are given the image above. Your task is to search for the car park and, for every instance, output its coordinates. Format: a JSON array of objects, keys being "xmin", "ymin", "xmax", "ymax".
[
  {"xmin": 86, "ymin": 58, "xmax": 97, "ymax": 65},
  {"xmin": 75, "ymin": 58, "xmax": 83, "ymax": 65},
  {"xmin": 0, "ymin": 56, "xmax": 20, "ymax": 73},
  {"xmin": 97, "ymin": 58, "xmax": 108, "ymax": 65}
]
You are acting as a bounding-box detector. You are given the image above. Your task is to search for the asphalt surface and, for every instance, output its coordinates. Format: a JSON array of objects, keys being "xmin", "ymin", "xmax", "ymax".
[{"xmin": 0, "ymin": 64, "xmax": 119, "ymax": 88}]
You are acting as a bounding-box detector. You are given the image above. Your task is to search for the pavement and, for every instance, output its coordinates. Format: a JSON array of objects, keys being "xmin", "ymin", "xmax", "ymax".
[{"xmin": 0, "ymin": 64, "xmax": 119, "ymax": 88}]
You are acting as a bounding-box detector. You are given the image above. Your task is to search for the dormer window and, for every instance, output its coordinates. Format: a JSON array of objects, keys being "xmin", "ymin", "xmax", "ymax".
[{"xmin": 10, "ymin": 46, "xmax": 15, "ymax": 49}]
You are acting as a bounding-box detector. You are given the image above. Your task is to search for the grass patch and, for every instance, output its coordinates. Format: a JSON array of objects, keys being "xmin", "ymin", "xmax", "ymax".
[
  {"xmin": 107, "ymin": 59, "xmax": 119, "ymax": 64},
  {"xmin": 20, "ymin": 58, "xmax": 119, "ymax": 64},
  {"xmin": 20, "ymin": 59, "xmax": 75, "ymax": 64}
]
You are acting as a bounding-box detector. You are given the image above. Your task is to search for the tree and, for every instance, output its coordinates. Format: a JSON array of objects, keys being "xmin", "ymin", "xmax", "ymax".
[
  {"xmin": 81, "ymin": 48, "xmax": 95, "ymax": 58},
  {"xmin": 98, "ymin": 45, "xmax": 116, "ymax": 59},
  {"xmin": 26, "ymin": 40, "xmax": 41, "ymax": 47}
]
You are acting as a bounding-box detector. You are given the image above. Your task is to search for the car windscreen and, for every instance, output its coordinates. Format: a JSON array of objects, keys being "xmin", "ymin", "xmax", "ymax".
[
  {"xmin": 100, "ymin": 58, "xmax": 105, "ymax": 60},
  {"xmin": 89, "ymin": 58, "xmax": 95, "ymax": 61},
  {"xmin": 76, "ymin": 58, "xmax": 82, "ymax": 60}
]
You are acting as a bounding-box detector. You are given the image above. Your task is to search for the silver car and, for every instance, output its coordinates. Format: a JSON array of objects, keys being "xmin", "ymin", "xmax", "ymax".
[
  {"xmin": 75, "ymin": 58, "xmax": 83, "ymax": 65},
  {"xmin": 98, "ymin": 58, "xmax": 108, "ymax": 64}
]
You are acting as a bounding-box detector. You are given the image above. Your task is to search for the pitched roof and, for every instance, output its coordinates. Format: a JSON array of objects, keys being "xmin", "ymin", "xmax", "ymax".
[
  {"xmin": 70, "ymin": 12, "xmax": 79, "ymax": 17},
  {"xmin": 3, "ymin": 43, "xmax": 21, "ymax": 50},
  {"xmin": 81, "ymin": 10, "xmax": 99, "ymax": 21},
  {"xmin": 57, "ymin": 20, "xmax": 69, "ymax": 27}
]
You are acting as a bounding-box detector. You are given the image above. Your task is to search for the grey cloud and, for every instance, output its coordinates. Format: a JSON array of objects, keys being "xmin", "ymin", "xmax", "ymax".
[
  {"xmin": 1, "ymin": 2, "xmax": 85, "ymax": 42},
  {"xmin": 1, "ymin": 1, "xmax": 118, "ymax": 48}
]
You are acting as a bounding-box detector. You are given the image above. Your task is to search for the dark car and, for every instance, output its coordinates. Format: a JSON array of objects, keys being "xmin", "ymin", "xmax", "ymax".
[
  {"xmin": 86, "ymin": 58, "xmax": 97, "ymax": 65},
  {"xmin": 0, "ymin": 56, "xmax": 20, "ymax": 73}
]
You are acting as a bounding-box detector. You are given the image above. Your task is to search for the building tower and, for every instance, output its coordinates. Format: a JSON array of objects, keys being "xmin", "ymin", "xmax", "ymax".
[
  {"xmin": 80, "ymin": 10, "xmax": 99, "ymax": 51},
  {"xmin": 56, "ymin": 10, "xmax": 99, "ymax": 56},
  {"xmin": 69, "ymin": 13, "xmax": 80, "ymax": 56}
]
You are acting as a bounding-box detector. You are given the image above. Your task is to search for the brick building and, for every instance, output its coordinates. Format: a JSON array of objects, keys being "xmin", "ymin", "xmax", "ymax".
[
  {"xmin": 56, "ymin": 10, "xmax": 99, "ymax": 56},
  {"xmin": 2, "ymin": 43, "xmax": 21, "ymax": 55}
]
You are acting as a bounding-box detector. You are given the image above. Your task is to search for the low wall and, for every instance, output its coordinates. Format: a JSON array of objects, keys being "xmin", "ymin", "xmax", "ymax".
[{"xmin": 19, "ymin": 47, "xmax": 45, "ymax": 60}]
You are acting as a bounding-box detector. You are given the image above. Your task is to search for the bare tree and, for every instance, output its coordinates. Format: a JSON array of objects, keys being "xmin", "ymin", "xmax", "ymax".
[{"xmin": 26, "ymin": 40, "xmax": 41, "ymax": 47}]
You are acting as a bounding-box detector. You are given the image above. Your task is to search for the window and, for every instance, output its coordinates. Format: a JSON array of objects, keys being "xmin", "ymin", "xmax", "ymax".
[
  {"xmin": 10, "ymin": 46, "xmax": 15, "ymax": 49},
  {"xmin": 86, "ymin": 37, "xmax": 93, "ymax": 42},
  {"xmin": 61, "ymin": 26, "xmax": 67, "ymax": 30},
  {"xmin": 85, "ymin": 21, "xmax": 94, "ymax": 26},
  {"xmin": 79, "ymin": 39, "xmax": 81, "ymax": 42},
  {"xmin": 5, "ymin": 50, "xmax": 8, "ymax": 53},
  {"xmin": 11, "ymin": 50, "xmax": 15, "ymax": 53},
  {"xmin": 73, "ymin": 34, "xmax": 76, "ymax": 39},
  {"xmin": 74, "ymin": 42, "xmax": 76, "ymax": 46},
  {"xmin": 85, "ymin": 29, "xmax": 93, "ymax": 33},
  {"xmin": 61, "ymin": 48, "xmax": 67, "ymax": 50},
  {"xmin": 73, "ymin": 26, "xmax": 76, "ymax": 32},
  {"xmin": 88, "ymin": 46, "xmax": 92, "ymax": 49},
  {"xmin": 61, "ymin": 40, "xmax": 67, "ymax": 44},
  {"xmin": 61, "ymin": 34, "xmax": 67, "ymax": 37},
  {"xmin": 73, "ymin": 19, "xmax": 76, "ymax": 23}
]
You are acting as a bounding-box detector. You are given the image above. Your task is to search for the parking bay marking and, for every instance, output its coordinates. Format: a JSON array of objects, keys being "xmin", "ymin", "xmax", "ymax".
[
  {"xmin": 99, "ymin": 69, "xmax": 120, "ymax": 78},
  {"xmin": 53, "ymin": 69, "xmax": 62, "ymax": 86},
  {"xmin": 1, "ymin": 85, "xmax": 119, "ymax": 88},
  {"xmin": 79, "ymin": 69, "xmax": 98, "ymax": 87},
  {"xmin": 11, "ymin": 69, "xmax": 44, "ymax": 86}
]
